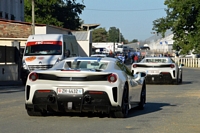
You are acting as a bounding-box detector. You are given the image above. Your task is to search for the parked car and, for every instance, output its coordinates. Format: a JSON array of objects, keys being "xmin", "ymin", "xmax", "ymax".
[
  {"xmin": 138, "ymin": 46, "xmax": 150, "ymax": 50},
  {"xmin": 131, "ymin": 57, "xmax": 184, "ymax": 84},
  {"xmin": 185, "ymin": 53, "xmax": 199, "ymax": 58},
  {"xmin": 25, "ymin": 57, "xmax": 147, "ymax": 118}
]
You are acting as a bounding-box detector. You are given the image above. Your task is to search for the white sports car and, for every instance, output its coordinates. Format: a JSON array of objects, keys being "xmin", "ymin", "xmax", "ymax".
[
  {"xmin": 25, "ymin": 57, "xmax": 146, "ymax": 118},
  {"xmin": 131, "ymin": 57, "xmax": 184, "ymax": 84}
]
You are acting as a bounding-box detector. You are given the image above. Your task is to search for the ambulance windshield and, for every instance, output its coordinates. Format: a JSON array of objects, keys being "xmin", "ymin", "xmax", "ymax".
[{"xmin": 24, "ymin": 43, "xmax": 62, "ymax": 56}]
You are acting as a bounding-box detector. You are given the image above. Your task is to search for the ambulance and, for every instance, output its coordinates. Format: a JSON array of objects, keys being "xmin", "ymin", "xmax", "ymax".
[{"xmin": 21, "ymin": 34, "xmax": 79, "ymax": 85}]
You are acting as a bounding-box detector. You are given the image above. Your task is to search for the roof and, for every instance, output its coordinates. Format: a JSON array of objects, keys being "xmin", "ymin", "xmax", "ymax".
[
  {"xmin": 72, "ymin": 31, "xmax": 88, "ymax": 41},
  {"xmin": 81, "ymin": 24, "xmax": 100, "ymax": 30},
  {"xmin": 0, "ymin": 18, "xmax": 46, "ymax": 26},
  {"xmin": 0, "ymin": 19, "xmax": 71, "ymax": 32}
]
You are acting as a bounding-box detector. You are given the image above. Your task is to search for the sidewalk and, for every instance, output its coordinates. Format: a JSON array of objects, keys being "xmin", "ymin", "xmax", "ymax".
[{"xmin": 0, "ymin": 80, "xmax": 23, "ymax": 86}]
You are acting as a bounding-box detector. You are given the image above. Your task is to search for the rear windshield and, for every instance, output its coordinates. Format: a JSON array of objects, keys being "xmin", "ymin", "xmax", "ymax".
[{"xmin": 52, "ymin": 60, "xmax": 109, "ymax": 70}]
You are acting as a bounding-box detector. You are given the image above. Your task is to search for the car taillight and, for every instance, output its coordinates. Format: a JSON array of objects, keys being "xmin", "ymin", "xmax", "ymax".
[
  {"xmin": 107, "ymin": 73, "xmax": 117, "ymax": 83},
  {"xmin": 29, "ymin": 72, "xmax": 38, "ymax": 81},
  {"xmin": 132, "ymin": 64, "xmax": 137, "ymax": 68},
  {"xmin": 170, "ymin": 64, "xmax": 175, "ymax": 68}
]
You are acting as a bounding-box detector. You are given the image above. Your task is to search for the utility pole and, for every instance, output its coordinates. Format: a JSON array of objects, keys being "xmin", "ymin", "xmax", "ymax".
[
  {"xmin": 119, "ymin": 29, "xmax": 121, "ymax": 43},
  {"xmin": 151, "ymin": 32, "xmax": 157, "ymax": 56},
  {"xmin": 32, "ymin": 0, "xmax": 35, "ymax": 35}
]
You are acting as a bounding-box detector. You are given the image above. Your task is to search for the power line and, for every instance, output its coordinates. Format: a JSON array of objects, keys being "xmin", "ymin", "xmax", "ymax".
[{"xmin": 84, "ymin": 8, "xmax": 166, "ymax": 12}]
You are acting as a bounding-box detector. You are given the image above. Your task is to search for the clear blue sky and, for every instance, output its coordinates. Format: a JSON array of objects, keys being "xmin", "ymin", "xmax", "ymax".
[{"xmin": 77, "ymin": 0, "xmax": 167, "ymax": 42}]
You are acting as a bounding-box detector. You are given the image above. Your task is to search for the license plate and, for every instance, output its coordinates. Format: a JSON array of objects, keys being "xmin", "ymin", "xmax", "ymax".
[
  {"xmin": 57, "ymin": 88, "xmax": 83, "ymax": 94},
  {"xmin": 148, "ymin": 70, "xmax": 159, "ymax": 74}
]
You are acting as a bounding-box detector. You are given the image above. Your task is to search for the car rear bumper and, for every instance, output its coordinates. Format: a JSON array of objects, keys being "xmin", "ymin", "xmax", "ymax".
[
  {"xmin": 145, "ymin": 73, "xmax": 175, "ymax": 84},
  {"xmin": 25, "ymin": 90, "xmax": 121, "ymax": 114}
]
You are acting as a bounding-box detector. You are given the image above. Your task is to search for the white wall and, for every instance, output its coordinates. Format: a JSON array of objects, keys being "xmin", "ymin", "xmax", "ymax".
[
  {"xmin": 35, "ymin": 26, "xmax": 47, "ymax": 34},
  {"xmin": 0, "ymin": 39, "xmax": 27, "ymax": 47},
  {"xmin": 78, "ymin": 41, "xmax": 90, "ymax": 57}
]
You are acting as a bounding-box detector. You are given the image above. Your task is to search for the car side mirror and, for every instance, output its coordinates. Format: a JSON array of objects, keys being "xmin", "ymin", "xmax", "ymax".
[
  {"xmin": 179, "ymin": 64, "xmax": 184, "ymax": 68},
  {"xmin": 141, "ymin": 72, "xmax": 147, "ymax": 77}
]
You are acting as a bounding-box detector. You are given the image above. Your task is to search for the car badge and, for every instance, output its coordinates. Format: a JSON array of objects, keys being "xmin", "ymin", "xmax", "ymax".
[
  {"xmin": 39, "ymin": 61, "xmax": 42, "ymax": 64},
  {"xmin": 70, "ymin": 77, "xmax": 72, "ymax": 81}
]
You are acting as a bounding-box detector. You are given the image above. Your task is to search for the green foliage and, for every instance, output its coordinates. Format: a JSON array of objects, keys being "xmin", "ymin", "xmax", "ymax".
[
  {"xmin": 24, "ymin": 0, "xmax": 85, "ymax": 30},
  {"xmin": 107, "ymin": 27, "xmax": 119, "ymax": 42},
  {"xmin": 92, "ymin": 28, "xmax": 108, "ymax": 42},
  {"xmin": 92, "ymin": 27, "xmax": 127, "ymax": 43},
  {"xmin": 130, "ymin": 39, "xmax": 138, "ymax": 43},
  {"xmin": 152, "ymin": 0, "xmax": 200, "ymax": 54}
]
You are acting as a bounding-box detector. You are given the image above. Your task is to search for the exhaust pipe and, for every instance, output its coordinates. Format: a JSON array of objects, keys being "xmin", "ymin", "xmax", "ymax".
[
  {"xmin": 84, "ymin": 94, "xmax": 92, "ymax": 104},
  {"xmin": 47, "ymin": 94, "xmax": 55, "ymax": 103}
]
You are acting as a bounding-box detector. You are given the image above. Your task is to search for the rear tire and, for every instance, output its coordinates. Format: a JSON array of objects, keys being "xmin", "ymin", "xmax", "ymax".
[
  {"xmin": 179, "ymin": 72, "xmax": 183, "ymax": 83},
  {"xmin": 138, "ymin": 82, "xmax": 146, "ymax": 110},
  {"xmin": 174, "ymin": 71, "xmax": 179, "ymax": 85},
  {"xmin": 113, "ymin": 85, "xmax": 129, "ymax": 118}
]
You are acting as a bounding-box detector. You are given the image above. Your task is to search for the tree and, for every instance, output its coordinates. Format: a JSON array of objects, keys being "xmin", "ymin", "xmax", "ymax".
[
  {"xmin": 130, "ymin": 39, "xmax": 138, "ymax": 43},
  {"xmin": 107, "ymin": 27, "xmax": 120, "ymax": 42},
  {"xmin": 152, "ymin": 0, "xmax": 200, "ymax": 54},
  {"xmin": 24, "ymin": 0, "xmax": 85, "ymax": 30},
  {"xmin": 92, "ymin": 28, "xmax": 108, "ymax": 42}
]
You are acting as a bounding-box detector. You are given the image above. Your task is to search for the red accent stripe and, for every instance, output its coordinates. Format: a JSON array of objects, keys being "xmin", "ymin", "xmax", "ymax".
[
  {"xmin": 37, "ymin": 90, "xmax": 51, "ymax": 93},
  {"xmin": 26, "ymin": 41, "xmax": 62, "ymax": 46},
  {"xmin": 88, "ymin": 91, "xmax": 104, "ymax": 94},
  {"xmin": 161, "ymin": 72, "xmax": 170, "ymax": 74}
]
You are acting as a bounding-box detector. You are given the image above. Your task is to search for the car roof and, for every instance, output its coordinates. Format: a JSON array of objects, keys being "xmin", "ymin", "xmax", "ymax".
[
  {"xmin": 63, "ymin": 57, "xmax": 117, "ymax": 62},
  {"xmin": 144, "ymin": 57, "xmax": 171, "ymax": 59}
]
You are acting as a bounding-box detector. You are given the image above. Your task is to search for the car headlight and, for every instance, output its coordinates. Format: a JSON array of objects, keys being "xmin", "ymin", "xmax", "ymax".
[{"xmin": 22, "ymin": 60, "xmax": 28, "ymax": 70}]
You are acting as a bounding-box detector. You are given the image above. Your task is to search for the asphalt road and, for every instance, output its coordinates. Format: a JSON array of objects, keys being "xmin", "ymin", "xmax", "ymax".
[{"xmin": 0, "ymin": 68, "xmax": 200, "ymax": 133}]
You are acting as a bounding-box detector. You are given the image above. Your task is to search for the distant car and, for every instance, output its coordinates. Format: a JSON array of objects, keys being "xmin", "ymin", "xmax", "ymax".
[
  {"xmin": 139, "ymin": 46, "xmax": 150, "ymax": 50},
  {"xmin": 131, "ymin": 57, "xmax": 184, "ymax": 84},
  {"xmin": 25, "ymin": 57, "xmax": 147, "ymax": 118},
  {"xmin": 184, "ymin": 53, "xmax": 199, "ymax": 58},
  {"xmin": 91, "ymin": 54, "xmax": 107, "ymax": 58}
]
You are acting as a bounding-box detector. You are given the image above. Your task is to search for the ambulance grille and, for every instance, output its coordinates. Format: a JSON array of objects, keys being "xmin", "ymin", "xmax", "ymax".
[{"xmin": 28, "ymin": 65, "xmax": 53, "ymax": 71}]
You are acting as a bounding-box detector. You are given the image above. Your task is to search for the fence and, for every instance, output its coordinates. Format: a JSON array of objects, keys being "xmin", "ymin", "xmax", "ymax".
[
  {"xmin": 172, "ymin": 58, "xmax": 200, "ymax": 68},
  {"xmin": 0, "ymin": 46, "xmax": 20, "ymax": 64},
  {"xmin": 0, "ymin": 46, "xmax": 21, "ymax": 81}
]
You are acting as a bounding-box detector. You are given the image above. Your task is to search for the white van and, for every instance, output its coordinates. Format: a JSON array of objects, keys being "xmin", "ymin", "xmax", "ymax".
[{"xmin": 21, "ymin": 34, "xmax": 79, "ymax": 84}]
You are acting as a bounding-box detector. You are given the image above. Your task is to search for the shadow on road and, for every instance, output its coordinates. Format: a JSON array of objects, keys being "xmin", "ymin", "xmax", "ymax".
[
  {"xmin": 146, "ymin": 81, "xmax": 192, "ymax": 85},
  {"xmin": 128, "ymin": 102, "xmax": 175, "ymax": 118},
  {"xmin": 27, "ymin": 102, "xmax": 175, "ymax": 119}
]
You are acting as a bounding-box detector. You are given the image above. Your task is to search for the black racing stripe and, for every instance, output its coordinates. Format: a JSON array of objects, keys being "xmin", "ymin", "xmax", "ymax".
[
  {"xmin": 38, "ymin": 73, "xmax": 110, "ymax": 81},
  {"xmin": 136, "ymin": 64, "xmax": 172, "ymax": 68}
]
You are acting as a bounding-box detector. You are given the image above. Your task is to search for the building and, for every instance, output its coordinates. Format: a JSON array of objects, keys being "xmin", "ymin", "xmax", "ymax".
[
  {"xmin": 0, "ymin": 19, "xmax": 92, "ymax": 57},
  {"xmin": 0, "ymin": 0, "xmax": 24, "ymax": 21},
  {"xmin": 145, "ymin": 30, "xmax": 174, "ymax": 54}
]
